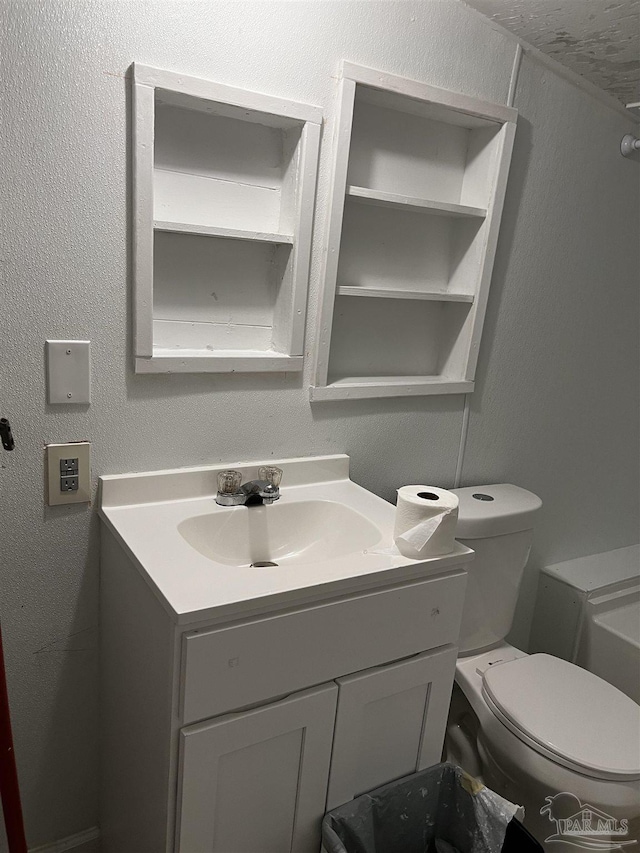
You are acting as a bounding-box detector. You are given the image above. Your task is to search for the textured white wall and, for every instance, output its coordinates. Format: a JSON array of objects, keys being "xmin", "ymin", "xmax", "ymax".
[
  {"xmin": 0, "ymin": 0, "xmax": 637, "ymax": 847},
  {"xmin": 462, "ymin": 53, "xmax": 640, "ymax": 646}
]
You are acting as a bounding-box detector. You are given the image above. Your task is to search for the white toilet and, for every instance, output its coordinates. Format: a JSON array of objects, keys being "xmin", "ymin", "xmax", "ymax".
[{"xmin": 445, "ymin": 484, "xmax": 640, "ymax": 849}]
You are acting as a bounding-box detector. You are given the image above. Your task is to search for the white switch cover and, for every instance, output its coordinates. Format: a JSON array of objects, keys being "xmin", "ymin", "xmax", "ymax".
[
  {"xmin": 46, "ymin": 442, "xmax": 91, "ymax": 506},
  {"xmin": 46, "ymin": 340, "xmax": 91, "ymax": 404}
]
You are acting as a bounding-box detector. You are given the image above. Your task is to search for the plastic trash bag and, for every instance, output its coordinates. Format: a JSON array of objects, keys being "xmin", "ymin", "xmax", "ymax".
[{"xmin": 321, "ymin": 763, "xmax": 536, "ymax": 853}]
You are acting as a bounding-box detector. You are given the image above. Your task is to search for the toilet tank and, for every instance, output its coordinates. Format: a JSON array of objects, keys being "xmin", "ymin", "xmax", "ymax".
[{"xmin": 452, "ymin": 484, "xmax": 542, "ymax": 655}]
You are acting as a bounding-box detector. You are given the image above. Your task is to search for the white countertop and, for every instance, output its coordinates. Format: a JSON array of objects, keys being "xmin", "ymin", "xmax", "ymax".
[{"xmin": 98, "ymin": 454, "xmax": 473, "ymax": 624}]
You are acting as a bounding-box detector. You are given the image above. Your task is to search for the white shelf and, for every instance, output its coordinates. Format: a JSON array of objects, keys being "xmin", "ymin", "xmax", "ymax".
[
  {"xmin": 346, "ymin": 186, "xmax": 487, "ymax": 219},
  {"xmin": 132, "ymin": 63, "xmax": 321, "ymax": 373},
  {"xmin": 136, "ymin": 351, "xmax": 303, "ymax": 374},
  {"xmin": 336, "ymin": 286, "xmax": 474, "ymax": 303},
  {"xmin": 310, "ymin": 376, "xmax": 475, "ymax": 401},
  {"xmin": 154, "ymin": 220, "xmax": 294, "ymax": 244},
  {"xmin": 310, "ymin": 62, "xmax": 517, "ymax": 400}
]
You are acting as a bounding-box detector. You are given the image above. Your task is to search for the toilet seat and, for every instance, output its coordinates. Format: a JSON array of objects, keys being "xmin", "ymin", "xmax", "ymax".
[{"xmin": 481, "ymin": 654, "xmax": 640, "ymax": 782}]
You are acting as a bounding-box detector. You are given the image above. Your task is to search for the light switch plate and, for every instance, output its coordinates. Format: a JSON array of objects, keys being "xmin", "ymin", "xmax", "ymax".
[
  {"xmin": 46, "ymin": 340, "xmax": 91, "ymax": 404},
  {"xmin": 47, "ymin": 442, "xmax": 91, "ymax": 505}
]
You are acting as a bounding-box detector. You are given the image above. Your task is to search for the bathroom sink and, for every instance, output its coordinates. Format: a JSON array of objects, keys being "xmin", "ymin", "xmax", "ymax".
[
  {"xmin": 178, "ymin": 499, "xmax": 382, "ymax": 568},
  {"xmin": 98, "ymin": 454, "xmax": 474, "ymax": 622}
]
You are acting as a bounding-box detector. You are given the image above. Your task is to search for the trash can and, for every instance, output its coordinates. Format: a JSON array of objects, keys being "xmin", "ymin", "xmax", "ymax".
[{"xmin": 321, "ymin": 763, "xmax": 543, "ymax": 853}]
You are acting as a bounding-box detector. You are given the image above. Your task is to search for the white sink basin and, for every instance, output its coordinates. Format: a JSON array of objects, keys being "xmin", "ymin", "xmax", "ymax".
[
  {"xmin": 178, "ymin": 499, "xmax": 382, "ymax": 568},
  {"xmin": 98, "ymin": 454, "xmax": 473, "ymax": 623}
]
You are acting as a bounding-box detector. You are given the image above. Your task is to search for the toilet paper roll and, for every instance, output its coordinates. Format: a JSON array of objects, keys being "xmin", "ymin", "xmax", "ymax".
[{"xmin": 394, "ymin": 486, "xmax": 459, "ymax": 559}]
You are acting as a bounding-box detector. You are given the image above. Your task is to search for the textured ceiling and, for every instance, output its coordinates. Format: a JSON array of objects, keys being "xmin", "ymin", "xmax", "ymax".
[{"xmin": 462, "ymin": 0, "xmax": 640, "ymax": 105}]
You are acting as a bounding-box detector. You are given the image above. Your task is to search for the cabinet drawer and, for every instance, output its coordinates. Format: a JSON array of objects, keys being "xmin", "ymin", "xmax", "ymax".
[{"xmin": 182, "ymin": 571, "xmax": 466, "ymax": 723}]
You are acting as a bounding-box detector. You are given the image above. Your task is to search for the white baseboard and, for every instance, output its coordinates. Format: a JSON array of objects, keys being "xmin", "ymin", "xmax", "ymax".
[{"xmin": 29, "ymin": 827, "xmax": 100, "ymax": 853}]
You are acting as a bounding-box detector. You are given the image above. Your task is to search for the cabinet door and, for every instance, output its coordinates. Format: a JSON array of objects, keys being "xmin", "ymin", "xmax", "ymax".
[
  {"xmin": 326, "ymin": 646, "xmax": 457, "ymax": 810},
  {"xmin": 177, "ymin": 683, "xmax": 337, "ymax": 853}
]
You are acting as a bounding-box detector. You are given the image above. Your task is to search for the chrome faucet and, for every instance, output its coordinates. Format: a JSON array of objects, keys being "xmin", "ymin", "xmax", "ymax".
[{"xmin": 215, "ymin": 466, "xmax": 283, "ymax": 507}]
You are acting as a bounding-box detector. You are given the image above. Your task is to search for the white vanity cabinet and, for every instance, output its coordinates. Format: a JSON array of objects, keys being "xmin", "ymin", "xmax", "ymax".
[
  {"xmin": 98, "ymin": 456, "xmax": 473, "ymax": 853},
  {"xmin": 175, "ymin": 646, "xmax": 458, "ymax": 853},
  {"xmin": 101, "ymin": 534, "xmax": 467, "ymax": 853}
]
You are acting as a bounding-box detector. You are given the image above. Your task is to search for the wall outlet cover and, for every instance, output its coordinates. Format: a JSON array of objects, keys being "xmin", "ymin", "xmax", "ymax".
[{"xmin": 46, "ymin": 442, "xmax": 91, "ymax": 505}]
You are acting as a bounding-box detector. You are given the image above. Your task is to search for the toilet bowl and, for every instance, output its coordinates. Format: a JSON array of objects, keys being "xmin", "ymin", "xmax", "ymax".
[
  {"xmin": 446, "ymin": 485, "xmax": 640, "ymax": 849},
  {"xmin": 448, "ymin": 644, "xmax": 640, "ymax": 848}
]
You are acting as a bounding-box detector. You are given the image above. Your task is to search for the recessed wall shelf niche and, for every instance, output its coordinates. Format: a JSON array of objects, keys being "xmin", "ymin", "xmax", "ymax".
[
  {"xmin": 310, "ymin": 62, "xmax": 517, "ymax": 400},
  {"xmin": 132, "ymin": 64, "xmax": 321, "ymax": 373}
]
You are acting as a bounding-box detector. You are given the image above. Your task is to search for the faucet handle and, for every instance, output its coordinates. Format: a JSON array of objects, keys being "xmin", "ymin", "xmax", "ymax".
[
  {"xmin": 217, "ymin": 469, "xmax": 242, "ymax": 496},
  {"xmin": 258, "ymin": 465, "xmax": 283, "ymax": 489}
]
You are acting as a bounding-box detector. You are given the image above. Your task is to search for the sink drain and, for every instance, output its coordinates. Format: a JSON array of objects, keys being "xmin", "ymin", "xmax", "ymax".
[{"xmin": 250, "ymin": 561, "xmax": 279, "ymax": 568}]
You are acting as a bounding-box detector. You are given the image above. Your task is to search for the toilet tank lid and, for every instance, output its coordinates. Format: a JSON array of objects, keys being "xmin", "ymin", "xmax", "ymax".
[{"xmin": 452, "ymin": 484, "xmax": 542, "ymax": 539}]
